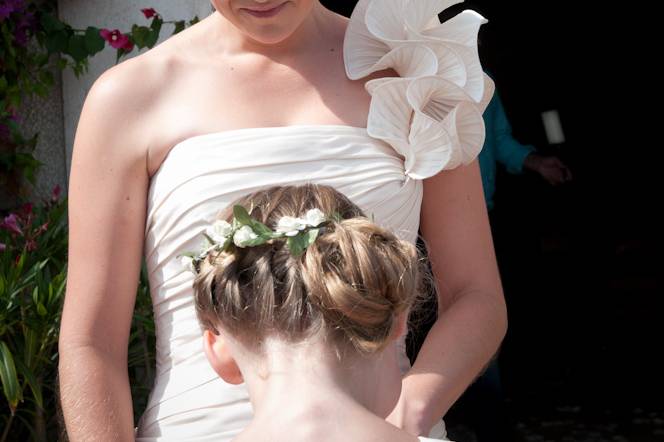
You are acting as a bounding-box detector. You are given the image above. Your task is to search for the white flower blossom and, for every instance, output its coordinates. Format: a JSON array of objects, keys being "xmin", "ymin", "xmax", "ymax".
[
  {"xmin": 304, "ymin": 208, "xmax": 327, "ymax": 227},
  {"xmin": 197, "ymin": 243, "xmax": 218, "ymax": 260},
  {"xmin": 206, "ymin": 220, "xmax": 233, "ymax": 244},
  {"xmin": 179, "ymin": 255, "xmax": 195, "ymax": 273},
  {"xmin": 233, "ymin": 225, "xmax": 258, "ymax": 247},
  {"xmin": 275, "ymin": 216, "xmax": 308, "ymax": 237}
]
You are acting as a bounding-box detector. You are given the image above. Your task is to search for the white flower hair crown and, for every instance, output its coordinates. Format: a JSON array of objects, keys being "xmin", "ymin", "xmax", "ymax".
[{"xmin": 177, "ymin": 205, "xmax": 338, "ymax": 273}]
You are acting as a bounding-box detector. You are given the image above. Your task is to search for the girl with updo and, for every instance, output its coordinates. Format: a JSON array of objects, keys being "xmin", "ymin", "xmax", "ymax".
[{"xmin": 190, "ymin": 184, "xmax": 447, "ymax": 442}]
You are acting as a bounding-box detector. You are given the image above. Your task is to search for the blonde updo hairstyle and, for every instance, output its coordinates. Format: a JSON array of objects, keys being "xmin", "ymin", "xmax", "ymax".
[{"xmin": 192, "ymin": 184, "xmax": 425, "ymax": 356}]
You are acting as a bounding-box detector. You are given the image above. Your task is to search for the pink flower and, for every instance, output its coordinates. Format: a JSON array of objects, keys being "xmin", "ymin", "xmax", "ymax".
[
  {"xmin": 51, "ymin": 184, "xmax": 61, "ymax": 202},
  {"xmin": 0, "ymin": 6, "xmax": 13, "ymax": 21},
  {"xmin": 13, "ymin": 25, "xmax": 29, "ymax": 47},
  {"xmin": 121, "ymin": 39, "xmax": 134, "ymax": 51},
  {"xmin": 141, "ymin": 8, "xmax": 157, "ymax": 19},
  {"xmin": 99, "ymin": 28, "xmax": 133, "ymax": 50},
  {"xmin": 0, "ymin": 242, "xmax": 6, "ymax": 251},
  {"xmin": 19, "ymin": 202, "xmax": 32, "ymax": 215},
  {"xmin": 0, "ymin": 0, "xmax": 25, "ymax": 21},
  {"xmin": 1, "ymin": 213, "xmax": 22, "ymax": 236},
  {"xmin": 25, "ymin": 239, "xmax": 37, "ymax": 251},
  {"xmin": 36, "ymin": 221, "xmax": 49, "ymax": 235},
  {"xmin": 12, "ymin": 9, "xmax": 36, "ymax": 46}
]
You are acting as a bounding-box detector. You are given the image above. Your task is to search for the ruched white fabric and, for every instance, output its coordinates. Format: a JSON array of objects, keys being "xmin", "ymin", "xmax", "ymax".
[
  {"xmin": 344, "ymin": 0, "xmax": 494, "ymax": 179},
  {"xmin": 136, "ymin": 0, "xmax": 491, "ymax": 440}
]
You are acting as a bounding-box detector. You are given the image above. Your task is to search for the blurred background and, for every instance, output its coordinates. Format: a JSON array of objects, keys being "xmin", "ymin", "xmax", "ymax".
[{"xmin": 1, "ymin": 0, "xmax": 660, "ymax": 440}]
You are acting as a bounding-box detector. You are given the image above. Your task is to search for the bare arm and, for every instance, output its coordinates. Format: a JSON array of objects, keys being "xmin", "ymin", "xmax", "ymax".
[
  {"xmin": 58, "ymin": 61, "xmax": 152, "ymax": 441},
  {"xmin": 389, "ymin": 159, "xmax": 508, "ymax": 434}
]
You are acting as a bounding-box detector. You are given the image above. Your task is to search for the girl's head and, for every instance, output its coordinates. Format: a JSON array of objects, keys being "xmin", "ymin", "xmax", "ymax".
[
  {"xmin": 210, "ymin": 0, "xmax": 319, "ymax": 46},
  {"xmin": 192, "ymin": 184, "xmax": 423, "ymax": 384}
]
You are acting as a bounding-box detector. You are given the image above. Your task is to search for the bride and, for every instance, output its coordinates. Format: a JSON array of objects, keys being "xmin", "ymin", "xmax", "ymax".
[{"xmin": 58, "ymin": 0, "xmax": 507, "ymax": 440}]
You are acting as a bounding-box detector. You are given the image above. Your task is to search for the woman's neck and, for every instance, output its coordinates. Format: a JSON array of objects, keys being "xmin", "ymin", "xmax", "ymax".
[{"xmin": 209, "ymin": 2, "xmax": 340, "ymax": 57}]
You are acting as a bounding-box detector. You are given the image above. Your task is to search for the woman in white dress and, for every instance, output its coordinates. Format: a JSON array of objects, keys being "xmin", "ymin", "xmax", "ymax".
[
  {"xmin": 59, "ymin": 0, "xmax": 506, "ymax": 441},
  {"xmin": 188, "ymin": 183, "xmax": 450, "ymax": 442}
]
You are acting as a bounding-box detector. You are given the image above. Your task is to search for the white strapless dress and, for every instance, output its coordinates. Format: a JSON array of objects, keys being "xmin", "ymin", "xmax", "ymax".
[{"xmin": 136, "ymin": 0, "xmax": 494, "ymax": 440}]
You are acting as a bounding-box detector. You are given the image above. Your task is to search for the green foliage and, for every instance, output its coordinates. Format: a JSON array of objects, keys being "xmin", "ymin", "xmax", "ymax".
[
  {"xmin": 0, "ymin": 195, "xmax": 156, "ymax": 440},
  {"xmin": 1, "ymin": 2, "xmax": 199, "ymax": 201},
  {"xmin": 0, "ymin": 5, "xmax": 203, "ymax": 436},
  {"xmin": 0, "ymin": 195, "xmax": 69, "ymax": 441}
]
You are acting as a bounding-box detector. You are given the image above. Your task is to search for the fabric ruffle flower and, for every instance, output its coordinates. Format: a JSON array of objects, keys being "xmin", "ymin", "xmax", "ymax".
[{"xmin": 343, "ymin": 0, "xmax": 495, "ymax": 180}]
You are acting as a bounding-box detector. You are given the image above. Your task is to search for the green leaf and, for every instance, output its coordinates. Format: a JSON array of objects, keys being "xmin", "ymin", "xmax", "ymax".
[
  {"xmin": 147, "ymin": 17, "xmax": 163, "ymax": 47},
  {"xmin": 13, "ymin": 357, "xmax": 42, "ymax": 409},
  {"xmin": 237, "ymin": 236, "xmax": 268, "ymax": 248},
  {"xmin": 32, "ymin": 286, "xmax": 39, "ymax": 306},
  {"xmin": 150, "ymin": 17, "xmax": 163, "ymax": 33},
  {"xmin": 13, "ymin": 252, "xmax": 26, "ymax": 279},
  {"xmin": 201, "ymin": 232, "xmax": 216, "ymax": 245},
  {"xmin": 84, "ymin": 26, "xmax": 105, "ymax": 55},
  {"xmin": 66, "ymin": 35, "xmax": 88, "ymax": 63},
  {"xmin": 46, "ymin": 29, "xmax": 70, "ymax": 54},
  {"xmin": 131, "ymin": 25, "xmax": 151, "ymax": 49},
  {"xmin": 173, "ymin": 20, "xmax": 186, "ymax": 35},
  {"xmin": 0, "ymin": 341, "xmax": 22, "ymax": 413},
  {"xmin": 304, "ymin": 228, "xmax": 320, "ymax": 247},
  {"xmin": 23, "ymin": 328, "xmax": 38, "ymax": 371},
  {"xmin": 233, "ymin": 205, "xmax": 253, "ymax": 226},
  {"xmin": 330, "ymin": 211, "xmax": 343, "ymax": 223},
  {"xmin": 40, "ymin": 13, "xmax": 66, "ymax": 33},
  {"xmin": 38, "ymin": 70, "xmax": 55, "ymax": 88},
  {"xmin": 146, "ymin": 29, "xmax": 159, "ymax": 48},
  {"xmin": 286, "ymin": 234, "xmax": 307, "ymax": 257},
  {"xmin": 250, "ymin": 221, "xmax": 273, "ymax": 238}
]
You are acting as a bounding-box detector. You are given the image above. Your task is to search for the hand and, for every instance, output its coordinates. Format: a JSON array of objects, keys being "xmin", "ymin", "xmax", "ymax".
[{"xmin": 523, "ymin": 153, "xmax": 573, "ymax": 186}]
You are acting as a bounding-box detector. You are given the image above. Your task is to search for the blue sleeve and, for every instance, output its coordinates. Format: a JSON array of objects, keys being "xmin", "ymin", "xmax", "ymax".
[{"xmin": 490, "ymin": 91, "xmax": 536, "ymax": 174}]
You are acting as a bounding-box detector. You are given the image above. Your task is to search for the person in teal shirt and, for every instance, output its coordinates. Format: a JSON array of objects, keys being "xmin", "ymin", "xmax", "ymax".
[{"xmin": 480, "ymin": 87, "xmax": 572, "ymax": 211}]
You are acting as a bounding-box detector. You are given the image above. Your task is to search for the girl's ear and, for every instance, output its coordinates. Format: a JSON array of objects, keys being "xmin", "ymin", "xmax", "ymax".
[
  {"xmin": 390, "ymin": 310, "xmax": 409, "ymax": 342},
  {"xmin": 203, "ymin": 329, "xmax": 244, "ymax": 385}
]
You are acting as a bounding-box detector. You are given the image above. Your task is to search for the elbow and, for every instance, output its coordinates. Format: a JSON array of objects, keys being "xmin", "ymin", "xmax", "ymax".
[{"xmin": 494, "ymin": 290, "xmax": 509, "ymax": 349}]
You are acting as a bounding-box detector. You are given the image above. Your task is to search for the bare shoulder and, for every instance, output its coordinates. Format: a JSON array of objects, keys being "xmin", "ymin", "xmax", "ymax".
[{"xmin": 81, "ymin": 35, "xmax": 188, "ymax": 162}]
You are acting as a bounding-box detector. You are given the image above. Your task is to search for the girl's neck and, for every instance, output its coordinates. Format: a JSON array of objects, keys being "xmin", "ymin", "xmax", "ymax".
[{"xmin": 239, "ymin": 338, "xmax": 403, "ymax": 427}]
